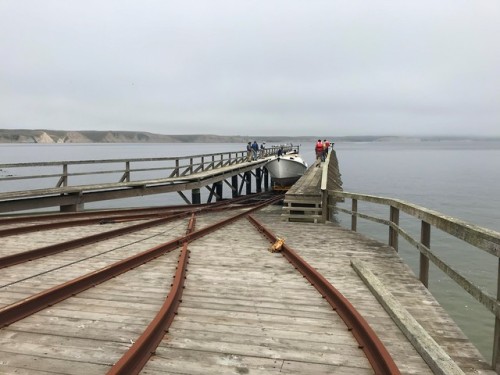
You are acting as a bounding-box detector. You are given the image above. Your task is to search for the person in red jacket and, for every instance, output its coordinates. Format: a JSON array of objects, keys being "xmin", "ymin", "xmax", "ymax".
[
  {"xmin": 315, "ymin": 139, "xmax": 323, "ymax": 165},
  {"xmin": 323, "ymin": 139, "xmax": 331, "ymax": 160}
]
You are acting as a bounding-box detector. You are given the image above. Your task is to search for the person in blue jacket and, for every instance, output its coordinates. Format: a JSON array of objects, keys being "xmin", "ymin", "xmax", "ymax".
[{"xmin": 251, "ymin": 141, "xmax": 259, "ymax": 160}]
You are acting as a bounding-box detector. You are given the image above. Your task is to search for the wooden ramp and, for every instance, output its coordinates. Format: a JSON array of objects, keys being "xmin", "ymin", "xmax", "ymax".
[
  {"xmin": 281, "ymin": 162, "xmax": 323, "ymax": 223},
  {"xmin": 282, "ymin": 150, "xmax": 343, "ymax": 223}
]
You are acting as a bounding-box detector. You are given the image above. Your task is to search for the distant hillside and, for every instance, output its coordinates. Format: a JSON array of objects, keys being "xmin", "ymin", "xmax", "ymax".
[
  {"xmin": 0, "ymin": 129, "xmax": 325, "ymax": 144},
  {"xmin": 0, "ymin": 129, "xmax": 497, "ymax": 144},
  {"xmin": 0, "ymin": 129, "xmax": 178, "ymax": 143}
]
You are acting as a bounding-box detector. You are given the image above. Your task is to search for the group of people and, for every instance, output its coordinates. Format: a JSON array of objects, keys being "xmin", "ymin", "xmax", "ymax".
[
  {"xmin": 245, "ymin": 139, "xmax": 332, "ymax": 164},
  {"xmin": 246, "ymin": 141, "xmax": 266, "ymax": 161},
  {"xmin": 315, "ymin": 139, "xmax": 333, "ymax": 164}
]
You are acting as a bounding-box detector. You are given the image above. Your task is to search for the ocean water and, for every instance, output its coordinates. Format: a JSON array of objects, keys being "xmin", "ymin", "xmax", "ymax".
[{"xmin": 1, "ymin": 140, "xmax": 499, "ymax": 361}]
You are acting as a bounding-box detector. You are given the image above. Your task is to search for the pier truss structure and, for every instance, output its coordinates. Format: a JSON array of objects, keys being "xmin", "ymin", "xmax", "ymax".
[{"xmin": 0, "ymin": 146, "xmax": 296, "ymax": 213}]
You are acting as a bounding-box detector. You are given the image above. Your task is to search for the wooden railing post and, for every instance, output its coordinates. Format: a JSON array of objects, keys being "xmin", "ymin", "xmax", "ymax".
[
  {"xmin": 125, "ymin": 161, "xmax": 130, "ymax": 182},
  {"xmin": 175, "ymin": 159, "xmax": 180, "ymax": 177},
  {"xmin": 389, "ymin": 206, "xmax": 399, "ymax": 252},
  {"xmin": 321, "ymin": 190, "xmax": 328, "ymax": 223},
  {"xmin": 420, "ymin": 221, "xmax": 431, "ymax": 288},
  {"xmin": 351, "ymin": 199, "xmax": 357, "ymax": 231},
  {"xmin": 56, "ymin": 164, "xmax": 68, "ymax": 187},
  {"xmin": 119, "ymin": 161, "xmax": 130, "ymax": 182},
  {"xmin": 493, "ymin": 258, "xmax": 500, "ymax": 371}
]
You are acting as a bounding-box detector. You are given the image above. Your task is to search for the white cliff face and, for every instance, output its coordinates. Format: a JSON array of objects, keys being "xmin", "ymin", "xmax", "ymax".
[
  {"xmin": 33, "ymin": 132, "xmax": 56, "ymax": 143},
  {"xmin": 63, "ymin": 132, "xmax": 93, "ymax": 143},
  {"xmin": 0, "ymin": 129, "xmax": 247, "ymax": 143}
]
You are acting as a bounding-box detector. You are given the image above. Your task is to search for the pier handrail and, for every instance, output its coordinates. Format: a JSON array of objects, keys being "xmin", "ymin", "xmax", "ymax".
[
  {"xmin": 328, "ymin": 190, "xmax": 500, "ymax": 369},
  {"xmin": 0, "ymin": 146, "xmax": 296, "ymax": 194}
]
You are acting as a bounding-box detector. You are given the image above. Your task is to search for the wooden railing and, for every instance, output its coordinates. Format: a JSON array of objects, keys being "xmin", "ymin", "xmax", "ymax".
[
  {"xmin": 0, "ymin": 146, "xmax": 294, "ymax": 194},
  {"xmin": 328, "ymin": 190, "xmax": 500, "ymax": 370}
]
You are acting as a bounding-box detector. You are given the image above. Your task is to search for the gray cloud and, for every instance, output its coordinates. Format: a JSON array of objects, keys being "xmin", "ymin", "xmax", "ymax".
[{"xmin": 1, "ymin": 0, "xmax": 499, "ymax": 136}]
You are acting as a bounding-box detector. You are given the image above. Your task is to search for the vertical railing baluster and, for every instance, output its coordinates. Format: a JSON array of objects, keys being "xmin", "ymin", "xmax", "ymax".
[
  {"xmin": 63, "ymin": 164, "xmax": 68, "ymax": 187},
  {"xmin": 120, "ymin": 161, "xmax": 130, "ymax": 182},
  {"xmin": 56, "ymin": 163, "xmax": 68, "ymax": 187},
  {"xmin": 351, "ymin": 199, "xmax": 357, "ymax": 231},
  {"xmin": 420, "ymin": 221, "xmax": 431, "ymax": 288},
  {"xmin": 389, "ymin": 206, "xmax": 399, "ymax": 252}
]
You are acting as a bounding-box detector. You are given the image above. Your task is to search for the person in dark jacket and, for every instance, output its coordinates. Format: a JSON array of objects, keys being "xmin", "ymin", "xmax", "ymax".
[
  {"xmin": 277, "ymin": 146, "xmax": 284, "ymax": 157},
  {"xmin": 251, "ymin": 141, "xmax": 259, "ymax": 160}
]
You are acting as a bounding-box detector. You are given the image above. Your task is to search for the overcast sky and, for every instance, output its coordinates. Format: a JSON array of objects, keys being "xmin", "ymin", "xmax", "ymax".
[{"xmin": 1, "ymin": 1, "xmax": 499, "ymax": 137}]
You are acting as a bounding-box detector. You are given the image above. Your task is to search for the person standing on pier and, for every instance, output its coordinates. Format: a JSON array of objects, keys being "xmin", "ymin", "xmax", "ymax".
[
  {"xmin": 323, "ymin": 139, "xmax": 331, "ymax": 159},
  {"xmin": 246, "ymin": 142, "xmax": 252, "ymax": 162},
  {"xmin": 277, "ymin": 146, "xmax": 284, "ymax": 158},
  {"xmin": 315, "ymin": 139, "xmax": 324, "ymax": 166},
  {"xmin": 251, "ymin": 141, "xmax": 259, "ymax": 160}
]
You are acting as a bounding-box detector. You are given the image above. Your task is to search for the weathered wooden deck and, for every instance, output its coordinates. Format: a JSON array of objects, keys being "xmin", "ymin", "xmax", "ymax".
[{"xmin": 0, "ymin": 205, "xmax": 494, "ymax": 374}]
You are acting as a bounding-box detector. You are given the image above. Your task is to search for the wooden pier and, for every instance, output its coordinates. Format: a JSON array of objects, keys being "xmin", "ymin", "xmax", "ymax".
[
  {"xmin": 282, "ymin": 150, "xmax": 342, "ymax": 223},
  {"xmin": 0, "ymin": 146, "xmax": 291, "ymax": 213},
  {"xmin": 0, "ymin": 149, "xmax": 499, "ymax": 374}
]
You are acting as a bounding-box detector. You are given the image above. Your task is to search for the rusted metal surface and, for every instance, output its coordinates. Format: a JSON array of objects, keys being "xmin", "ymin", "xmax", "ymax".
[
  {"xmin": 107, "ymin": 214, "xmax": 196, "ymax": 375},
  {"xmin": 0, "ymin": 195, "xmax": 282, "ymax": 328},
  {"xmin": 0, "ymin": 212, "xmax": 184, "ymax": 238},
  {"xmin": 0, "ymin": 211, "xmax": 190, "ymax": 269},
  {"xmin": 0, "ymin": 191, "xmax": 267, "ymax": 236},
  {"xmin": 247, "ymin": 214, "xmax": 401, "ymax": 375},
  {"xmin": 0, "ymin": 203, "xmax": 196, "ymax": 225},
  {"xmin": 0, "ymin": 193, "xmax": 276, "ymax": 269}
]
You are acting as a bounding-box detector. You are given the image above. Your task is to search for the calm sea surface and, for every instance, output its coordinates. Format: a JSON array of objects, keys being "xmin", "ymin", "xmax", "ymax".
[{"xmin": 1, "ymin": 140, "xmax": 499, "ymax": 360}]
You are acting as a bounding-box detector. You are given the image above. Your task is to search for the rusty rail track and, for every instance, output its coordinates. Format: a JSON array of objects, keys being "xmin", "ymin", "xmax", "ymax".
[
  {"xmin": 0, "ymin": 211, "xmax": 189, "ymax": 269},
  {"xmin": 0, "ymin": 193, "xmax": 279, "ymax": 269},
  {"xmin": 107, "ymin": 214, "xmax": 196, "ymax": 375},
  {"xmin": 0, "ymin": 195, "xmax": 282, "ymax": 328},
  {"xmin": 0, "ymin": 194, "xmax": 403, "ymax": 375},
  {"xmin": 247, "ymin": 214, "xmax": 401, "ymax": 375},
  {"xmin": 0, "ymin": 191, "xmax": 273, "ymax": 237}
]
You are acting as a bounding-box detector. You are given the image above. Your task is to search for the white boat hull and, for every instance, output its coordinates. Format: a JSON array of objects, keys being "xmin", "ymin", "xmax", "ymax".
[{"xmin": 265, "ymin": 154, "xmax": 308, "ymax": 186}]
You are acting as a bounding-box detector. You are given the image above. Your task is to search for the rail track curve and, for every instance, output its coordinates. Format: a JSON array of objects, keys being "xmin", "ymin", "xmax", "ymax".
[{"xmin": 0, "ymin": 194, "xmax": 400, "ymax": 374}]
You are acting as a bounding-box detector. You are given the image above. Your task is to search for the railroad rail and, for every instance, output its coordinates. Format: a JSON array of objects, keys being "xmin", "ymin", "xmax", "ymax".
[{"xmin": 0, "ymin": 193, "xmax": 402, "ymax": 374}]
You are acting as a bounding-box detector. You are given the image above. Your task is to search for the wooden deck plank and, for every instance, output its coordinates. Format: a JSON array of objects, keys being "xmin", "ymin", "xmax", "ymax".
[
  {"xmin": 141, "ymin": 218, "xmax": 374, "ymax": 374},
  {"xmin": 0, "ymin": 201, "xmax": 495, "ymax": 374},
  {"xmin": 253, "ymin": 206, "xmax": 495, "ymax": 374}
]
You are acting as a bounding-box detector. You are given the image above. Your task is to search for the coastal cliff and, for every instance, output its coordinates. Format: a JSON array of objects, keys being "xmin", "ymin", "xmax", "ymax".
[
  {"xmin": 0, "ymin": 129, "xmax": 496, "ymax": 144},
  {"xmin": 0, "ymin": 130, "xmax": 264, "ymax": 144}
]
